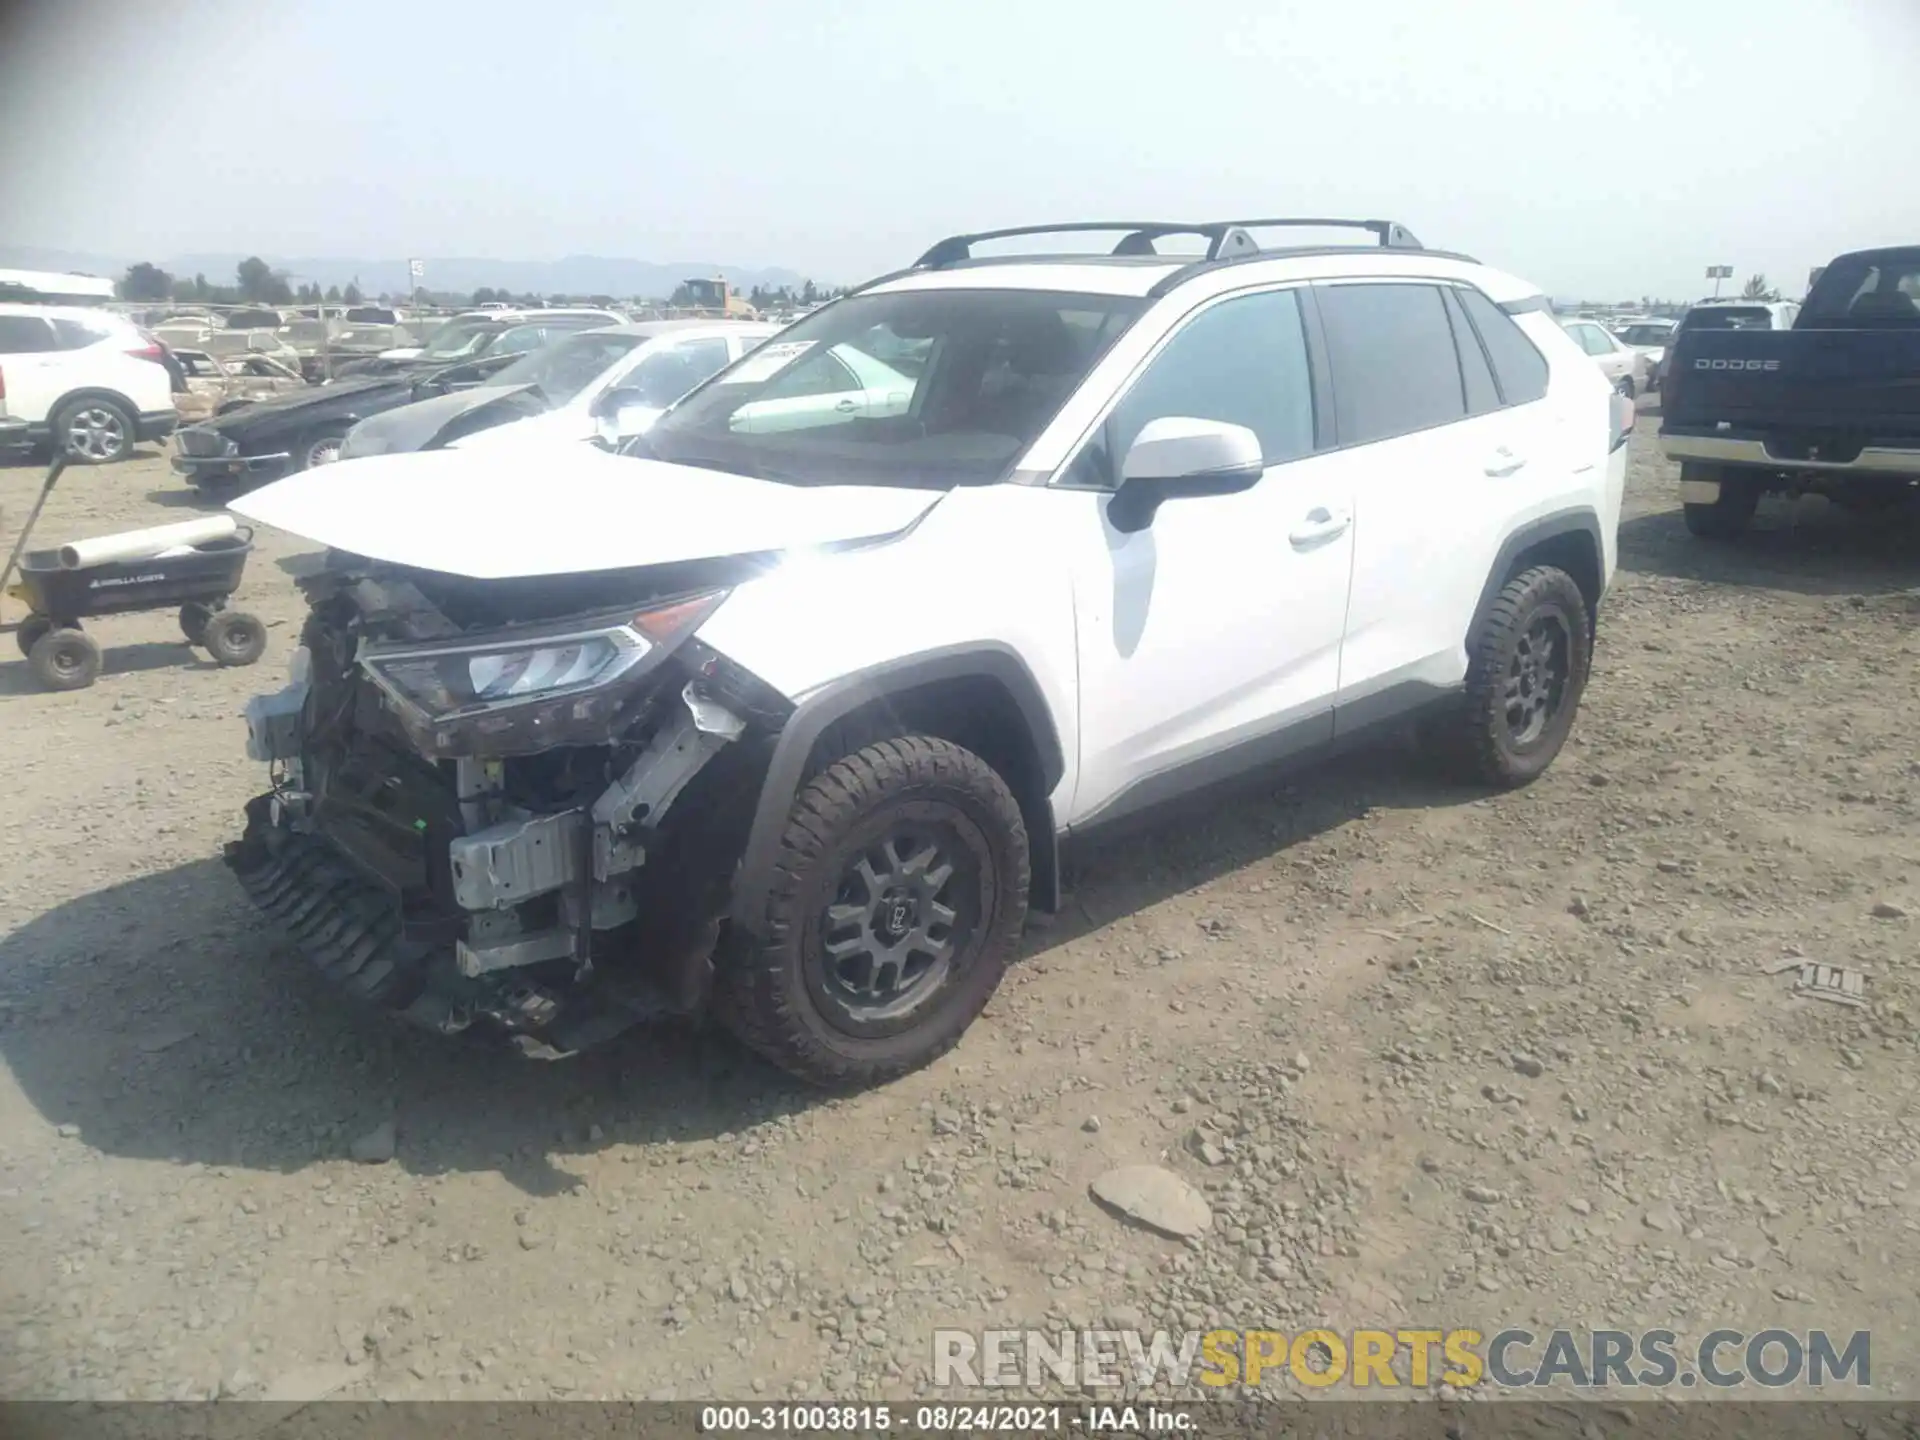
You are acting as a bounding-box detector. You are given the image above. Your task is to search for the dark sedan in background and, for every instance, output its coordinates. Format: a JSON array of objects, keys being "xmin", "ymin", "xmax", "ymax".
[{"xmin": 169, "ymin": 316, "xmax": 613, "ymax": 492}]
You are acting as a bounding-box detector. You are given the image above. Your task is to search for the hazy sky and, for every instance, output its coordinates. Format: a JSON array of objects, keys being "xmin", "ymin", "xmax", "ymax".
[{"xmin": 3, "ymin": 0, "xmax": 1915, "ymax": 299}]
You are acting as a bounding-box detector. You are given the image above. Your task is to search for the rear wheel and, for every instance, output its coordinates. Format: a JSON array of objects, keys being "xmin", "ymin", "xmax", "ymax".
[
  {"xmin": 1439, "ymin": 565, "xmax": 1591, "ymax": 789},
  {"xmin": 1681, "ymin": 463, "xmax": 1759, "ymax": 539},
  {"xmin": 716, "ymin": 735, "xmax": 1030, "ymax": 1088},
  {"xmin": 52, "ymin": 396, "xmax": 136, "ymax": 464},
  {"xmin": 29, "ymin": 627, "xmax": 102, "ymax": 691}
]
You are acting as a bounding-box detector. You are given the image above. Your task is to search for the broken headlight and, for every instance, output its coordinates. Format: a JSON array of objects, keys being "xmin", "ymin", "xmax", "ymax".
[{"xmin": 357, "ymin": 591, "xmax": 728, "ymax": 758}]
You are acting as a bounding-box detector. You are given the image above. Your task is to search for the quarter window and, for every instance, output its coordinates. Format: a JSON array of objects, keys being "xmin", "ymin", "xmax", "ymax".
[
  {"xmin": 1065, "ymin": 288, "xmax": 1314, "ymax": 489},
  {"xmin": 1317, "ymin": 283, "xmax": 1465, "ymax": 445},
  {"xmin": 1455, "ymin": 287, "xmax": 1550, "ymax": 405},
  {"xmin": 1441, "ymin": 288, "xmax": 1500, "ymax": 416},
  {"xmin": 0, "ymin": 315, "xmax": 59, "ymax": 353}
]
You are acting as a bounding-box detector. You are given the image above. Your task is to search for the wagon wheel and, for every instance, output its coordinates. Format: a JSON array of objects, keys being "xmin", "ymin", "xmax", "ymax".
[
  {"xmin": 204, "ymin": 610, "xmax": 267, "ymax": 667},
  {"xmin": 29, "ymin": 627, "xmax": 102, "ymax": 691},
  {"xmin": 16, "ymin": 615, "xmax": 54, "ymax": 659}
]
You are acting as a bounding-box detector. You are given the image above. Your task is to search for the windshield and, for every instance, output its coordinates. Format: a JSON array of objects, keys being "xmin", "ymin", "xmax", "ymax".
[
  {"xmin": 1682, "ymin": 307, "xmax": 1773, "ymax": 331},
  {"xmin": 420, "ymin": 320, "xmax": 502, "ymax": 360},
  {"xmin": 488, "ymin": 332, "xmax": 646, "ymax": 405},
  {"xmin": 1618, "ymin": 324, "xmax": 1674, "ymax": 346},
  {"xmin": 642, "ymin": 289, "xmax": 1145, "ymax": 488}
]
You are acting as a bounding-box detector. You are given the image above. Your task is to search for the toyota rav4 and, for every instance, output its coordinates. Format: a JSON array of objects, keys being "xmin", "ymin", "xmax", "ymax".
[{"xmin": 224, "ymin": 218, "xmax": 1631, "ymax": 1087}]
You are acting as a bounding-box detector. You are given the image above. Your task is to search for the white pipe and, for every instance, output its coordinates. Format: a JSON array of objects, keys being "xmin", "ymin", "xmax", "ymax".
[{"xmin": 59, "ymin": 515, "xmax": 238, "ymax": 570}]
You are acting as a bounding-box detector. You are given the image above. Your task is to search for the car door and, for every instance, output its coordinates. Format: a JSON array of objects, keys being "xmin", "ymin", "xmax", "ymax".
[
  {"xmin": 1057, "ymin": 286, "xmax": 1356, "ymax": 826},
  {"xmin": 729, "ymin": 344, "xmax": 870, "ymax": 434},
  {"xmin": 0, "ymin": 313, "xmax": 65, "ymax": 421},
  {"xmin": 1319, "ymin": 280, "xmax": 1554, "ymax": 729}
]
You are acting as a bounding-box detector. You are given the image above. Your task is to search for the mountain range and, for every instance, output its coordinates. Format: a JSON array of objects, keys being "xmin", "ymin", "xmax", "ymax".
[{"xmin": 0, "ymin": 245, "xmax": 818, "ymax": 299}]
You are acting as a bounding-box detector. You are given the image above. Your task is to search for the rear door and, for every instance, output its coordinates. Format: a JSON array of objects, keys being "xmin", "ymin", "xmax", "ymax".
[
  {"xmin": 1319, "ymin": 280, "xmax": 1554, "ymax": 727},
  {"xmin": 0, "ymin": 313, "xmax": 65, "ymax": 422}
]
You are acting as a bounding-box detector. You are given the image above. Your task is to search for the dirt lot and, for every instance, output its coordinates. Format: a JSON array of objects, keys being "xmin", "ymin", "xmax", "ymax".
[{"xmin": 1, "ymin": 418, "xmax": 1916, "ymax": 1405}]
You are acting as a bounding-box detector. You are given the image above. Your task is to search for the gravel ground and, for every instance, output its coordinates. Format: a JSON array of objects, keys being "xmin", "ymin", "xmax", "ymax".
[{"xmin": 1, "ymin": 415, "xmax": 1916, "ymax": 1405}]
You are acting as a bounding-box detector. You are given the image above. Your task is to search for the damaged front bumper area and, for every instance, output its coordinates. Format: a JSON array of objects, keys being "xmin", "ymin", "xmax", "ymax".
[{"xmin": 224, "ymin": 564, "xmax": 786, "ymax": 1058}]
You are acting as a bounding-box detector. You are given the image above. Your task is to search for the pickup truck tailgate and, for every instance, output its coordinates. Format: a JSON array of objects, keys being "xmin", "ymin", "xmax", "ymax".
[{"xmin": 1664, "ymin": 328, "xmax": 1920, "ymax": 432}]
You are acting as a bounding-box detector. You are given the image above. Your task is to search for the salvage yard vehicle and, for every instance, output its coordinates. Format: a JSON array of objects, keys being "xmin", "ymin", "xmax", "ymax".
[
  {"xmin": 337, "ymin": 320, "xmax": 778, "ymax": 460},
  {"xmin": 1611, "ymin": 318, "xmax": 1676, "ymax": 389},
  {"xmin": 1560, "ymin": 318, "xmax": 1646, "ymax": 397},
  {"xmin": 171, "ymin": 348, "xmax": 308, "ymax": 423},
  {"xmin": 223, "ymin": 216, "xmax": 1628, "ymax": 1085},
  {"xmin": 372, "ymin": 308, "xmax": 623, "ymax": 364},
  {"xmin": 0, "ymin": 303, "xmax": 177, "ymax": 462},
  {"xmin": 1660, "ymin": 245, "xmax": 1920, "ymax": 537},
  {"xmin": 171, "ymin": 349, "xmax": 526, "ymax": 491}
]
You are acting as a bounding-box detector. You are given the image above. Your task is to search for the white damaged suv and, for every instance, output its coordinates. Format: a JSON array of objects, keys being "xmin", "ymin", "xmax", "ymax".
[{"xmin": 225, "ymin": 218, "xmax": 1630, "ymax": 1086}]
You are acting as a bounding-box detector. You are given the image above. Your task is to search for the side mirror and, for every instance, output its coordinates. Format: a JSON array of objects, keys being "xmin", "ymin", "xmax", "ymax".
[
  {"xmin": 589, "ymin": 385, "xmax": 645, "ymax": 422},
  {"xmin": 1107, "ymin": 416, "xmax": 1265, "ymax": 533}
]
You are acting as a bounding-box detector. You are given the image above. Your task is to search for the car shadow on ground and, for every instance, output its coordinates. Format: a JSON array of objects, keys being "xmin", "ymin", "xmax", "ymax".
[
  {"xmin": 0, "ymin": 733, "xmax": 1478, "ymax": 1196},
  {"xmin": 1619, "ymin": 493, "xmax": 1920, "ymax": 598},
  {"xmin": 0, "ymin": 641, "xmax": 215, "ymax": 695},
  {"xmin": 142, "ymin": 487, "xmax": 222, "ymax": 511}
]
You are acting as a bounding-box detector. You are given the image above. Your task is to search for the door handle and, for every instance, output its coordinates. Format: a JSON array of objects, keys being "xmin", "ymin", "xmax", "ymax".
[
  {"xmin": 1288, "ymin": 507, "xmax": 1351, "ymax": 547},
  {"xmin": 834, "ymin": 398, "xmax": 858, "ymax": 413},
  {"xmin": 1484, "ymin": 447, "xmax": 1527, "ymax": 477}
]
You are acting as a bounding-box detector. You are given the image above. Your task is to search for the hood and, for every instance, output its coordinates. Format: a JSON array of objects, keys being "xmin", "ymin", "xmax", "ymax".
[
  {"xmin": 229, "ymin": 444, "xmax": 946, "ymax": 581},
  {"xmin": 205, "ymin": 375, "xmax": 396, "ymax": 428},
  {"xmin": 343, "ymin": 383, "xmax": 542, "ymax": 458},
  {"xmin": 447, "ymin": 406, "xmax": 596, "ymax": 451}
]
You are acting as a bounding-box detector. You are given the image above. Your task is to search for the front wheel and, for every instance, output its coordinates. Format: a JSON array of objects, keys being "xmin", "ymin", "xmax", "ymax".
[
  {"xmin": 203, "ymin": 610, "xmax": 267, "ymax": 666},
  {"xmin": 298, "ymin": 427, "xmax": 349, "ymax": 471},
  {"xmin": 716, "ymin": 735, "xmax": 1030, "ymax": 1088},
  {"xmin": 1439, "ymin": 565, "xmax": 1592, "ymax": 789}
]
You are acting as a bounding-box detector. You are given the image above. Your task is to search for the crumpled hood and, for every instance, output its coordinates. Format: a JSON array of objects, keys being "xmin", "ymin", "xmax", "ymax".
[
  {"xmin": 344, "ymin": 384, "xmax": 540, "ymax": 457},
  {"xmin": 229, "ymin": 444, "xmax": 946, "ymax": 580},
  {"xmin": 206, "ymin": 376, "xmax": 395, "ymax": 427}
]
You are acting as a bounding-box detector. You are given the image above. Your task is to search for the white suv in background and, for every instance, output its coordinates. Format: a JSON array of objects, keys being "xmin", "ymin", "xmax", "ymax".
[
  {"xmin": 0, "ymin": 304, "xmax": 178, "ymax": 463},
  {"xmin": 226, "ymin": 216, "xmax": 1631, "ymax": 1086}
]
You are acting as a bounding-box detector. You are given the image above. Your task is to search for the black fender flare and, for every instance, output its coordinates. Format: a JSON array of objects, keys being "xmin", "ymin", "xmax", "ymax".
[
  {"xmin": 728, "ymin": 643, "xmax": 1066, "ymax": 934},
  {"xmin": 1467, "ymin": 507, "xmax": 1606, "ymax": 646}
]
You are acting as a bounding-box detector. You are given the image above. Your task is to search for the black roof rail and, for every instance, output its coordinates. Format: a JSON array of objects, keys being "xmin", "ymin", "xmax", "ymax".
[{"xmin": 914, "ymin": 218, "xmax": 1424, "ymax": 269}]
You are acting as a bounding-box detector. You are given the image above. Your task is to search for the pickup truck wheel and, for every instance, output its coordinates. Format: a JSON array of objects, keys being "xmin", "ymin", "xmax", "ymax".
[
  {"xmin": 1441, "ymin": 565, "xmax": 1591, "ymax": 789},
  {"xmin": 1681, "ymin": 465, "xmax": 1758, "ymax": 538},
  {"xmin": 53, "ymin": 397, "xmax": 135, "ymax": 464},
  {"xmin": 717, "ymin": 735, "xmax": 1030, "ymax": 1088}
]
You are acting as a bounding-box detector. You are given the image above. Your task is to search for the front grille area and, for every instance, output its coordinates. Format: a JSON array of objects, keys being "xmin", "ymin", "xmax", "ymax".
[{"xmin": 176, "ymin": 427, "xmax": 235, "ymax": 458}]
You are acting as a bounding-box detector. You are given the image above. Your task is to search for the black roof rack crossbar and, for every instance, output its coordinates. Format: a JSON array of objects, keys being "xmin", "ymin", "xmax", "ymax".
[{"xmin": 914, "ymin": 218, "xmax": 1423, "ymax": 268}]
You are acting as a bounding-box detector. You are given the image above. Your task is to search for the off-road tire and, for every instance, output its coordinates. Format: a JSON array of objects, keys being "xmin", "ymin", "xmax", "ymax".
[
  {"xmin": 1441, "ymin": 565, "xmax": 1591, "ymax": 789},
  {"xmin": 203, "ymin": 610, "xmax": 267, "ymax": 666},
  {"xmin": 15, "ymin": 614, "xmax": 54, "ymax": 658},
  {"xmin": 29, "ymin": 626, "xmax": 102, "ymax": 691},
  {"xmin": 1681, "ymin": 464, "xmax": 1758, "ymax": 539},
  {"xmin": 52, "ymin": 395, "xmax": 136, "ymax": 465},
  {"xmin": 715, "ymin": 735, "xmax": 1030, "ymax": 1089}
]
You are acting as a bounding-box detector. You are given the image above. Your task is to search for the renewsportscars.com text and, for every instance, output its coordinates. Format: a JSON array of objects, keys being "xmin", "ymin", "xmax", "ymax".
[{"xmin": 933, "ymin": 1327, "xmax": 1871, "ymax": 1390}]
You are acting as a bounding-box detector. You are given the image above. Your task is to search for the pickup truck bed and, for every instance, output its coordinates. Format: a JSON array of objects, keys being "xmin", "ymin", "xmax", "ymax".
[{"xmin": 1659, "ymin": 247, "xmax": 1920, "ymax": 536}]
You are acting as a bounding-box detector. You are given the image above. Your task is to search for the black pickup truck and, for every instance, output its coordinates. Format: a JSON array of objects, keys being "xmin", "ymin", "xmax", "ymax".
[{"xmin": 1659, "ymin": 245, "xmax": 1920, "ymax": 537}]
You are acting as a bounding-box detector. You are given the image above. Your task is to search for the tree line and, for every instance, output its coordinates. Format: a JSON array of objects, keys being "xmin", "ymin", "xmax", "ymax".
[{"xmin": 121, "ymin": 258, "xmax": 847, "ymax": 311}]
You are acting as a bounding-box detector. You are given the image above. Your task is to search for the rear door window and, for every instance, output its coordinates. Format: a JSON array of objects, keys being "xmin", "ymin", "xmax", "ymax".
[
  {"xmin": 1455, "ymin": 288, "xmax": 1550, "ymax": 405},
  {"xmin": 1316, "ymin": 283, "xmax": 1466, "ymax": 445},
  {"xmin": 0, "ymin": 315, "xmax": 60, "ymax": 353}
]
